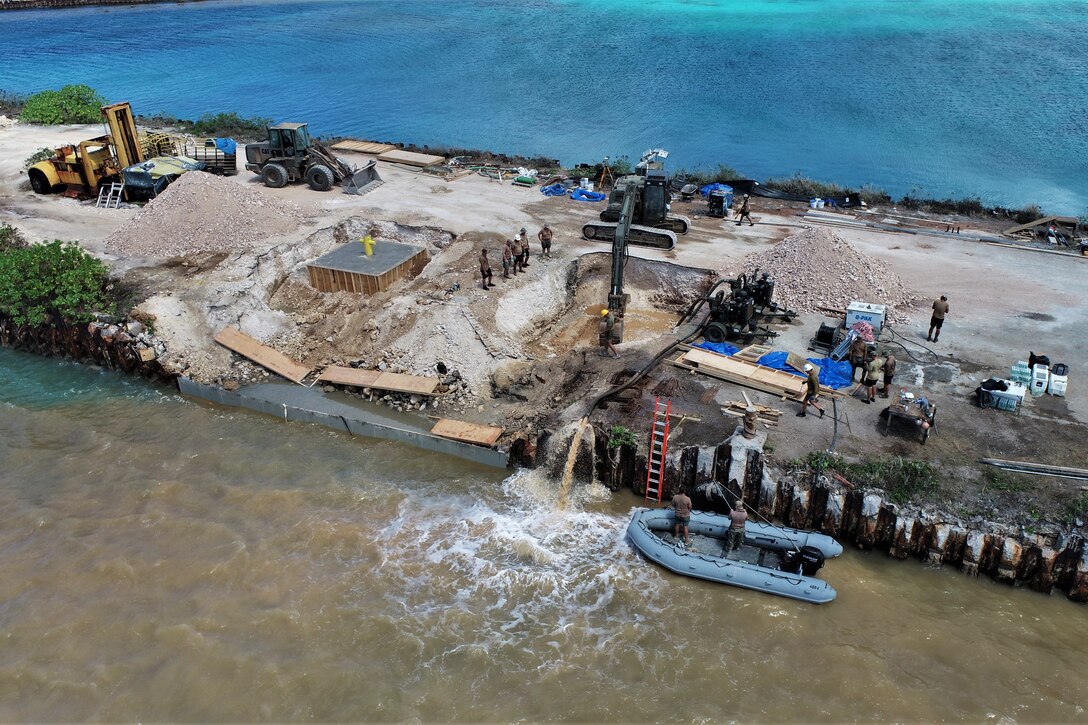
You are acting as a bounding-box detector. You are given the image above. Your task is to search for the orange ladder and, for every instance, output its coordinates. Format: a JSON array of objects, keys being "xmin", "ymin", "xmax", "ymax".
[{"xmin": 644, "ymin": 397, "xmax": 671, "ymax": 502}]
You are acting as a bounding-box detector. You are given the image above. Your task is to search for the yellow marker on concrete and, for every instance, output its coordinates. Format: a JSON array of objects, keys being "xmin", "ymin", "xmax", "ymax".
[{"xmin": 359, "ymin": 235, "xmax": 376, "ymax": 256}]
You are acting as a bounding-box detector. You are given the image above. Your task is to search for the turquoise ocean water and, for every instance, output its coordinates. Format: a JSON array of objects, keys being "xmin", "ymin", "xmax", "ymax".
[{"xmin": 1, "ymin": 0, "xmax": 1086, "ymax": 210}]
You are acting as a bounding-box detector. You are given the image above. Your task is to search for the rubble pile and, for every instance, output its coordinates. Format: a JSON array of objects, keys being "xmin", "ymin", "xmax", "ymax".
[
  {"xmin": 103, "ymin": 172, "xmax": 307, "ymax": 257},
  {"xmin": 734, "ymin": 227, "xmax": 919, "ymax": 321}
]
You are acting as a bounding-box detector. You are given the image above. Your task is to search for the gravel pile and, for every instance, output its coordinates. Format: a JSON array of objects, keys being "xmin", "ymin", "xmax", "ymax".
[
  {"xmin": 734, "ymin": 227, "xmax": 919, "ymax": 321},
  {"xmin": 104, "ymin": 172, "xmax": 306, "ymax": 257}
]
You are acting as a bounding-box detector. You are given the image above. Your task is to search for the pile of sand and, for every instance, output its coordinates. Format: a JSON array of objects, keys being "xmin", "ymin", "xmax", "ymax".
[
  {"xmin": 734, "ymin": 227, "xmax": 919, "ymax": 321},
  {"xmin": 103, "ymin": 171, "xmax": 306, "ymax": 257}
]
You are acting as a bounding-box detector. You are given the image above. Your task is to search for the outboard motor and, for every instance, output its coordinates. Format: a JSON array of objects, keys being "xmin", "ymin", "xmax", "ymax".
[
  {"xmin": 799, "ymin": 545, "xmax": 826, "ymax": 576},
  {"xmin": 780, "ymin": 549, "xmax": 803, "ymax": 574}
]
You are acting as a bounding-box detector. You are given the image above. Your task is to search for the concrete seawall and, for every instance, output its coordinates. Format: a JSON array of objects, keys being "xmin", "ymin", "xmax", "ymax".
[
  {"xmin": 593, "ymin": 429, "xmax": 1088, "ymax": 603},
  {"xmin": 0, "ymin": 316, "xmax": 510, "ymax": 469}
]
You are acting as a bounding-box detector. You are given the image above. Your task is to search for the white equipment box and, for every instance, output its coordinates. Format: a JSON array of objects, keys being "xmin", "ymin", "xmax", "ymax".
[{"xmin": 846, "ymin": 301, "xmax": 886, "ymax": 332}]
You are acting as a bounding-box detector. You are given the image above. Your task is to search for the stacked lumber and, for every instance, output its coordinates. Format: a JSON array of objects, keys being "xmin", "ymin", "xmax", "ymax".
[
  {"xmin": 670, "ymin": 345, "xmax": 842, "ymax": 400},
  {"xmin": 721, "ymin": 400, "xmax": 782, "ymax": 426}
]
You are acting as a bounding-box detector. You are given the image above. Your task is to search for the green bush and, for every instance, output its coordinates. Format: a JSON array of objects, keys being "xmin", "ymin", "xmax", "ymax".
[
  {"xmin": 0, "ymin": 90, "xmax": 26, "ymax": 117},
  {"xmin": 0, "ymin": 240, "xmax": 110, "ymax": 325},
  {"xmin": 0, "ymin": 224, "xmax": 28, "ymax": 252},
  {"xmin": 24, "ymin": 147, "xmax": 55, "ymax": 170},
  {"xmin": 185, "ymin": 112, "xmax": 272, "ymax": 139},
  {"xmin": 20, "ymin": 85, "xmax": 105, "ymax": 125},
  {"xmin": 804, "ymin": 451, "xmax": 939, "ymax": 504},
  {"xmin": 608, "ymin": 425, "xmax": 638, "ymax": 449},
  {"xmin": 673, "ymin": 163, "xmax": 744, "ymax": 187}
]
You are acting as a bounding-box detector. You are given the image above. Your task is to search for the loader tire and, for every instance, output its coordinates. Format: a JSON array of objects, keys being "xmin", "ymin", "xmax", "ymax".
[
  {"xmin": 28, "ymin": 169, "xmax": 54, "ymax": 195},
  {"xmin": 305, "ymin": 164, "xmax": 335, "ymax": 192},
  {"xmin": 261, "ymin": 163, "xmax": 289, "ymax": 189}
]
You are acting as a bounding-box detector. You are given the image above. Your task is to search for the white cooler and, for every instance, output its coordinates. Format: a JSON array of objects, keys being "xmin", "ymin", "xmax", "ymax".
[
  {"xmin": 1031, "ymin": 364, "xmax": 1049, "ymax": 397},
  {"xmin": 1048, "ymin": 363, "xmax": 1068, "ymax": 396}
]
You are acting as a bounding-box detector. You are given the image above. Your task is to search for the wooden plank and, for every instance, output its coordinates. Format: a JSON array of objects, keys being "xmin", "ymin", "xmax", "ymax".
[
  {"xmin": 785, "ymin": 352, "xmax": 809, "ymax": 374},
  {"xmin": 317, "ymin": 366, "xmax": 381, "ymax": 387},
  {"xmin": 734, "ymin": 344, "xmax": 771, "ymax": 362},
  {"xmin": 318, "ymin": 366, "xmax": 439, "ymax": 396},
  {"xmin": 431, "ymin": 418, "xmax": 504, "ymax": 447},
  {"xmin": 377, "ymin": 149, "xmax": 446, "ymax": 167},
  {"xmin": 213, "ymin": 326, "xmax": 310, "ymax": 384},
  {"xmin": 1002, "ymin": 216, "xmax": 1059, "ymax": 236},
  {"xmin": 331, "ymin": 140, "xmax": 397, "ymax": 154},
  {"xmin": 375, "ymin": 372, "xmax": 439, "ymax": 396},
  {"xmin": 980, "ymin": 458, "xmax": 1088, "ymax": 478},
  {"xmin": 676, "ymin": 348, "xmax": 842, "ymax": 399}
]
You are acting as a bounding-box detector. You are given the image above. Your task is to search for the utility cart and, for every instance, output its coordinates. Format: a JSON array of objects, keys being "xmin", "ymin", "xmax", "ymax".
[{"xmin": 883, "ymin": 390, "xmax": 936, "ymax": 444}]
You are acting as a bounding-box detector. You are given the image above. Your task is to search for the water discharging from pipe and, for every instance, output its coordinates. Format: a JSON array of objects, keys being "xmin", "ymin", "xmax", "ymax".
[{"xmin": 557, "ymin": 417, "xmax": 593, "ymax": 510}]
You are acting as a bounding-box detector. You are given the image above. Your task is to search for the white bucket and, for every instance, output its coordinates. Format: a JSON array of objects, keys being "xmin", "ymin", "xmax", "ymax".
[
  {"xmin": 809, "ymin": 198, "xmax": 818, "ymax": 208},
  {"xmin": 580, "ymin": 177, "xmax": 589, "ymax": 189},
  {"xmin": 586, "ymin": 182, "xmax": 594, "ymax": 192},
  {"xmin": 816, "ymin": 199, "xmax": 825, "ymax": 209}
]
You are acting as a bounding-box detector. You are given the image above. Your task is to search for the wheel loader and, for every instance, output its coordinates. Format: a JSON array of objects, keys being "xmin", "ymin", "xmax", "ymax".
[{"xmin": 244, "ymin": 123, "xmax": 382, "ymax": 194}]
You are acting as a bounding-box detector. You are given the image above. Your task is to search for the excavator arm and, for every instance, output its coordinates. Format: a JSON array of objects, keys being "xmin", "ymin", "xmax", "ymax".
[{"xmin": 606, "ymin": 179, "xmax": 638, "ymax": 337}]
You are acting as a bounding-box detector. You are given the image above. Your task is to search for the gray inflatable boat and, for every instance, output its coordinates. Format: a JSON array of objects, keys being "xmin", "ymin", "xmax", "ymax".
[{"xmin": 626, "ymin": 508, "xmax": 843, "ymax": 604}]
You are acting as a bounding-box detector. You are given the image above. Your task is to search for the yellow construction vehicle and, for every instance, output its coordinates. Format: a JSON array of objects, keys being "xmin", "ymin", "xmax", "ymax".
[{"xmin": 27, "ymin": 102, "xmax": 146, "ymax": 197}]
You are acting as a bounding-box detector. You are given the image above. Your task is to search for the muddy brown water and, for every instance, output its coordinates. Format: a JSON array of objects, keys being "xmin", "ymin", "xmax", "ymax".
[{"xmin": 1, "ymin": 350, "xmax": 1086, "ymax": 721}]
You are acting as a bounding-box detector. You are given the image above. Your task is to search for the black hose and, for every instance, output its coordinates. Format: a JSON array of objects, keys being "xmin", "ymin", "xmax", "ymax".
[
  {"xmin": 586, "ymin": 320, "xmax": 706, "ymax": 415},
  {"xmin": 880, "ymin": 324, "xmax": 939, "ymax": 364}
]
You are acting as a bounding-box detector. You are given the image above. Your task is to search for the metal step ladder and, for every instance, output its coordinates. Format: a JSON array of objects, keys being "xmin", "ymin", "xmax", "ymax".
[
  {"xmin": 96, "ymin": 182, "xmax": 125, "ymax": 209},
  {"xmin": 644, "ymin": 397, "xmax": 671, "ymax": 502}
]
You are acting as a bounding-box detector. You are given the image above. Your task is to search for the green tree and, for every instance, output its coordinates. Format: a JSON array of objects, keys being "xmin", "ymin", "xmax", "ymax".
[
  {"xmin": 0, "ymin": 240, "xmax": 110, "ymax": 325},
  {"xmin": 20, "ymin": 85, "xmax": 106, "ymax": 125}
]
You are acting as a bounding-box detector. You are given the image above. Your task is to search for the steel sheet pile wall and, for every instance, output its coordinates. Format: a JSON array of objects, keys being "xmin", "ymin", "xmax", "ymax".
[{"xmin": 594, "ymin": 433, "xmax": 1088, "ymax": 602}]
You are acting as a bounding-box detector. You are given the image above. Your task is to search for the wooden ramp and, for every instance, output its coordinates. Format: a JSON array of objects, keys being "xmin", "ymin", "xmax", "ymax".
[
  {"xmin": 317, "ymin": 365, "xmax": 439, "ymax": 396},
  {"xmin": 430, "ymin": 418, "xmax": 504, "ymax": 447},
  {"xmin": 377, "ymin": 149, "xmax": 446, "ymax": 167},
  {"xmin": 672, "ymin": 346, "xmax": 842, "ymax": 400},
  {"xmin": 331, "ymin": 139, "xmax": 397, "ymax": 155},
  {"xmin": 214, "ymin": 326, "xmax": 311, "ymax": 384}
]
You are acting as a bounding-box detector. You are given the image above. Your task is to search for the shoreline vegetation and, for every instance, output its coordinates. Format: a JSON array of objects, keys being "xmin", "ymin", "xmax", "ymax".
[{"xmin": 0, "ymin": 87, "xmax": 1066, "ymax": 225}]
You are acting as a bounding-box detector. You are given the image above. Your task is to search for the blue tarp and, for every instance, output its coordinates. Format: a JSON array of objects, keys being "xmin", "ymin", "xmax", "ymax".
[
  {"xmin": 693, "ymin": 343, "xmax": 852, "ymax": 390},
  {"xmin": 696, "ymin": 341, "xmax": 740, "ymax": 357},
  {"xmin": 214, "ymin": 137, "xmax": 237, "ymax": 155},
  {"xmin": 699, "ymin": 182, "xmax": 733, "ymax": 196},
  {"xmin": 756, "ymin": 351, "xmax": 853, "ymax": 390},
  {"xmin": 541, "ymin": 183, "xmax": 567, "ymax": 197},
  {"xmin": 570, "ymin": 188, "xmax": 606, "ymax": 202}
]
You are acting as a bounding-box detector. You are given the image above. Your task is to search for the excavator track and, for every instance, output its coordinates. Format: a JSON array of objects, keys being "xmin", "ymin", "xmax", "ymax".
[{"xmin": 582, "ymin": 222, "xmax": 677, "ymax": 250}]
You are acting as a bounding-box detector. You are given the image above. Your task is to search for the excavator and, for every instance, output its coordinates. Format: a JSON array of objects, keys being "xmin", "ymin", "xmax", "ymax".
[{"xmin": 582, "ymin": 149, "xmax": 690, "ymax": 251}]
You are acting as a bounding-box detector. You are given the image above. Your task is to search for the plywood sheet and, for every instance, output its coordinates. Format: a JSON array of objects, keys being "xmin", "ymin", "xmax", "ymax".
[
  {"xmin": 317, "ymin": 366, "xmax": 439, "ymax": 396},
  {"xmin": 316, "ymin": 366, "xmax": 381, "ymax": 387},
  {"xmin": 785, "ymin": 352, "xmax": 809, "ymax": 374},
  {"xmin": 214, "ymin": 326, "xmax": 310, "ymax": 384},
  {"xmin": 331, "ymin": 140, "xmax": 397, "ymax": 154},
  {"xmin": 431, "ymin": 418, "xmax": 504, "ymax": 447},
  {"xmin": 377, "ymin": 149, "xmax": 446, "ymax": 167}
]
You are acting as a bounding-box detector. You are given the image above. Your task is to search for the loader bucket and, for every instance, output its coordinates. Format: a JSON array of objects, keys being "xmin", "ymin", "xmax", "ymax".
[{"xmin": 342, "ymin": 159, "xmax": 384, "ymax": 195}]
